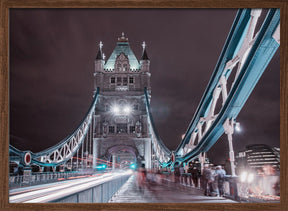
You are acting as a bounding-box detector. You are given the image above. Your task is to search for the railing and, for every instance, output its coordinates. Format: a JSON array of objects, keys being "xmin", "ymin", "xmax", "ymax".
[
  {"xmin": 9, "ymin": 171, "xmax": 94, "ymax": 189},
  {"xmin": 51, "ymin": 174, "xmax": 131, "ymax": 203}
]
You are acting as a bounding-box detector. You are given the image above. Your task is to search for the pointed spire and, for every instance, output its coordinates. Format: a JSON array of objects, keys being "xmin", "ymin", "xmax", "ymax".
[
  {"xmin": 96, "ymin": 41, "xmax": 104, "ymax": 60},
  {"xmin": 141, "ymin": 41, "xmax": 149, "ymax": 60},
  {"xmin": 99, "ymin": 41, "xmax": 103, "ymax": 50},
  {"xmin": 142, "ymin": 41, "xmax": 146, "ymax": 49}
]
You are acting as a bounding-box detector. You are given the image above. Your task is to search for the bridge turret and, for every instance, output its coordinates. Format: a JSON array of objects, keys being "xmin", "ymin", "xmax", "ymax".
[
  {"xmin": 95, "ymin": 41, "xmax": 105, "ymax": 71},
  {"xmin": 140, "ymin": 41, "xmax": 150, "ymax": 71},
  {"xmin": 140, "ymin": 41, "xmax": 151, "ymax": 94},
  {"xmin": 94, "ymin": 41, "xmax": 105, "ymax": 92}
]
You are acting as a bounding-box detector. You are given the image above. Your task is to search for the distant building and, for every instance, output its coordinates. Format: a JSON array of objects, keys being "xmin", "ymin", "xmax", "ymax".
[{"xmin": 236, "ymin": 144, "xmax": 280, "ymax": 174}]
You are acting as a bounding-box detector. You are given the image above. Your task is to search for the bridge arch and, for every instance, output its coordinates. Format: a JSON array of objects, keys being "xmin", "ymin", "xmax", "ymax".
[{"xmin": 105, "ymin": 144, "xmax": 143, "ymax": 168}]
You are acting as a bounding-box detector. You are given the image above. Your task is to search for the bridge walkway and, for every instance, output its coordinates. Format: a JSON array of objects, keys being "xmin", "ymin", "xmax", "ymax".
[{"xmin": 109, "ymin": 174, "xmax": 237, "ymax": 203}]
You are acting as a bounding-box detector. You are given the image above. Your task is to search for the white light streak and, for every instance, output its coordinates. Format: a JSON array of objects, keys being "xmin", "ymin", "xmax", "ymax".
[{"xmin": 10, "ymin": 171, "xmax": 132, "ymax": 203}]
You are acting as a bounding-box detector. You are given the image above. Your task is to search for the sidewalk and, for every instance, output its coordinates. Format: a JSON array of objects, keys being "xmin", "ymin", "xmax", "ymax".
[{"xmin": 109, "ymin": 174, "xmax": 237, "ymax": 203}]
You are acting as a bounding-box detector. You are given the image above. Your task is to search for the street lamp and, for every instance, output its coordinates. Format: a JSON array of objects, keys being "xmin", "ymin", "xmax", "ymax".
[
  {"xmin": 240, "ymin": 171, "xmax": 254, "ymax": 183},
  {"xmin": 235, "ymin": 122, "xmax": 241, "ymax": 132},
  {"xmin": 223, "ymin": 118, "xmax": 241, "ymax": 176}
]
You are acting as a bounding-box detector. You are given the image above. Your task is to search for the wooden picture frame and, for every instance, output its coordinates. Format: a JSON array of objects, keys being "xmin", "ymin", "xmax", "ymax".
[{"xmin": 1, "ymin": 0, "xmax": 287, "ymax": 210}]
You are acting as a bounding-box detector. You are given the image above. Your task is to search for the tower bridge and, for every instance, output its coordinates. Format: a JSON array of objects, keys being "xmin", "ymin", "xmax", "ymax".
[{"xmin": 9, "ymin": 8, "xmax": 280, "ymax": 203}]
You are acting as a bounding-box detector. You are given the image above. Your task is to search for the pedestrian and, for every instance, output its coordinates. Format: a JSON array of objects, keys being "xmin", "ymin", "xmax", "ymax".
[
  {"xmin": 179, "ymin": 164, "xmax": 184, "ymax": 184},
  {"xmin": 191, "ymin": 167, "xmax": 199, "ymax": 188},
  {"xmin": 202, "ymin": 164, "xmax": 214, "ymax": 196},
  {"xmin": 137, "ymin": 163, "xmax": 147, "ymax": 193},
  {"xmin": 188, "ymin": 165, "xmax": 193, "ymax": 187},
  {"xmin": 184, "ymin": 163, "xmax": 189, "ymax": 174},
  {"xmin": 174, "ymin": 165, "xmax": 181, "ymax": 184},
  {"xmin": 215, "ymin": 165, "xmax": 226, "ymax": 197}
]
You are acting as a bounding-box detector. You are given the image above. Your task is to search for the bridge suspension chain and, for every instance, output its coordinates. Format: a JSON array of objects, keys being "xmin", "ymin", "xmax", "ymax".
[
  {"xmin": 144, "ymin": 88, "xmax": 171, "ymax": 166},
  {"xmin": 9, "ymin": 88, "xmax": 100, "ymax": 168}
]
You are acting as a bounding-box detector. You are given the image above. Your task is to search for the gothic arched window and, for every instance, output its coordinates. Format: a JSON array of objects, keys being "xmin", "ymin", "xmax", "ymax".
[
  {"xmin": 123, "ymin": 63, "xmax": 128, "ymax": 71},
  {"xmin": 117, "ymin": 64, "xmax": 122, "ymax": 71},
  {"xmin": 115, "ymin": 53, "xmax": 130, "ymax": 72}
]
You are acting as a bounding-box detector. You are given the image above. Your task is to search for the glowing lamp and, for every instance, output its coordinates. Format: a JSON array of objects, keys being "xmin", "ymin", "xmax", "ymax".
[
  {"xmin": 130, "ymin": 163, "xmax": 137, "ymax": 169},
  {"xmin": 240, "ymin": 171, "xmax": 247, "ymax": 182},
  {"xmin": 247, "ymin": 173, "xmax": 254, "ymax": 183},
  {"xmin": 123, "ymin": 105, "xmax": 131, "ymax": 115},
  {"xmin": 235, "ymin": 122, "xmax": 241, "ymax": 132},
  {"xmin": 112, "ymin": 105, "xmax": 120, "ymax": 115}
]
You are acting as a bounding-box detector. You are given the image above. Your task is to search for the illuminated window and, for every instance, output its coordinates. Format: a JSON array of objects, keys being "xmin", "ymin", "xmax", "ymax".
[
  {"xmin": 117, "ymin": 64, "xmax": 121, "ymax": 71},
  {"xmin": 123, "ymin": 64, "xmax": 128, "ymax": 71}
]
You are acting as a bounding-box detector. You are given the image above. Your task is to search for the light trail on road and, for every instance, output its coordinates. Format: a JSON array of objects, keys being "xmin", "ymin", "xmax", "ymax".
[{"xmin": 10, "ymin": 170, "xmax": 132, "ymax": 203}]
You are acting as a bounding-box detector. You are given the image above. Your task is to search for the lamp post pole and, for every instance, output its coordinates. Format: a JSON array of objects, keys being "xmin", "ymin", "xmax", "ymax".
[{"xmin": 223, "ymin": 118, "xmax": 236, "ymax": 176}]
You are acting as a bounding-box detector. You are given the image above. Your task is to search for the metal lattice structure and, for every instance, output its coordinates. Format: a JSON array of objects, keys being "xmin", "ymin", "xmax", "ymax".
[
  {"xmin": 175, "ymin": 8, "xmax": 279, "ymax": 165},
  {"xmin": 143, "ymin": 9, "xmax": 280, "ymax": 167},
  {"xmin": 10, "ymin": 88, "xmax": 99, "ymax": 167}
]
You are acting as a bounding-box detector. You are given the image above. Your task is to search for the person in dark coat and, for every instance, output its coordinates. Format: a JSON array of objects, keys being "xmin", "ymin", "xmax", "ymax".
[{"xmin": 191, "ymin": 167, "xmax": 199, "ymax": 188}]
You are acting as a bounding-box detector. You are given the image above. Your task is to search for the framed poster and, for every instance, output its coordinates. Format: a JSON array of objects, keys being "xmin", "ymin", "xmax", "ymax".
[{"xmin": 1, "ymin": 0, "xmax": 286, "ymax": 210}]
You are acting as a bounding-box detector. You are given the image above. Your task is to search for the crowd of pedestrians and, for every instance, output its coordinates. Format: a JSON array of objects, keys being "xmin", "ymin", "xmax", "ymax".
[
  {"xmin": 202, "ymin": 164, "xmax": 226, "ymax": 197},
  {"xmin": 136, "ymin": 162, "xmax": 226, "ymax": 197}
]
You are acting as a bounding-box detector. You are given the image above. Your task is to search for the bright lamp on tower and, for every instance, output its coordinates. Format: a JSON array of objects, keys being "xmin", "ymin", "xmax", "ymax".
[
  {"xmin": 123, "ymin": 105, "xmax": 131, "ymax": 115},
  {"xmin": 111, "ymin": 105, "xmax": 120, "ymax": 115}
]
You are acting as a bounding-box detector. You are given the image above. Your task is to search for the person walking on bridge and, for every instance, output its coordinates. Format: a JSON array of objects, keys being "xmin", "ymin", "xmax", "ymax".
[
  {"xmin": 215, "ymin": 165, "xmax": 226, "ymax": 197},
  {"xmin": 202, "ymin": 164, "xmax": 214, "ymax": 196},
  {"xmin": 137, "ymin": 163, "xmax": 147, "ymax": 193}
]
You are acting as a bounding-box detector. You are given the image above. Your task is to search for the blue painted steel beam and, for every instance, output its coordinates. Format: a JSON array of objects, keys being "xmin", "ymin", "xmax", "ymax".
[
  {"xmin": 178, "ymin": 9, "xmax": 280, "ymax": 163},
  {"xmin": 9, "ymin": 87, "xmax": 100, "ymax": 167},
  {"xmin": 175, "ymin": 9, "xmax": 252, "ymax": 154}
]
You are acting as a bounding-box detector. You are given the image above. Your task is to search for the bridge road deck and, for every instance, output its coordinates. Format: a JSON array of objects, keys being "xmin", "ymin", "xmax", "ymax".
[{"xmin": 109, "ymin": 175, "xmax": 237, "ymax": 203}]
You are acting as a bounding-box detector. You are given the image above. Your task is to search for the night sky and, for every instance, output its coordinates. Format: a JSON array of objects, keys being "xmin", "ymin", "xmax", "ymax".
[{"xmin": 10, "ymin": 9, "xmax": 279, "ymax": 164}]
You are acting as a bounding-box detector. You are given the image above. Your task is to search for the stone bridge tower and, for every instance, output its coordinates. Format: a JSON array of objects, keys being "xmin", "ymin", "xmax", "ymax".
[{"xmin": 93, "ymin": 33, "xmax": 152, "ymax": 169}]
